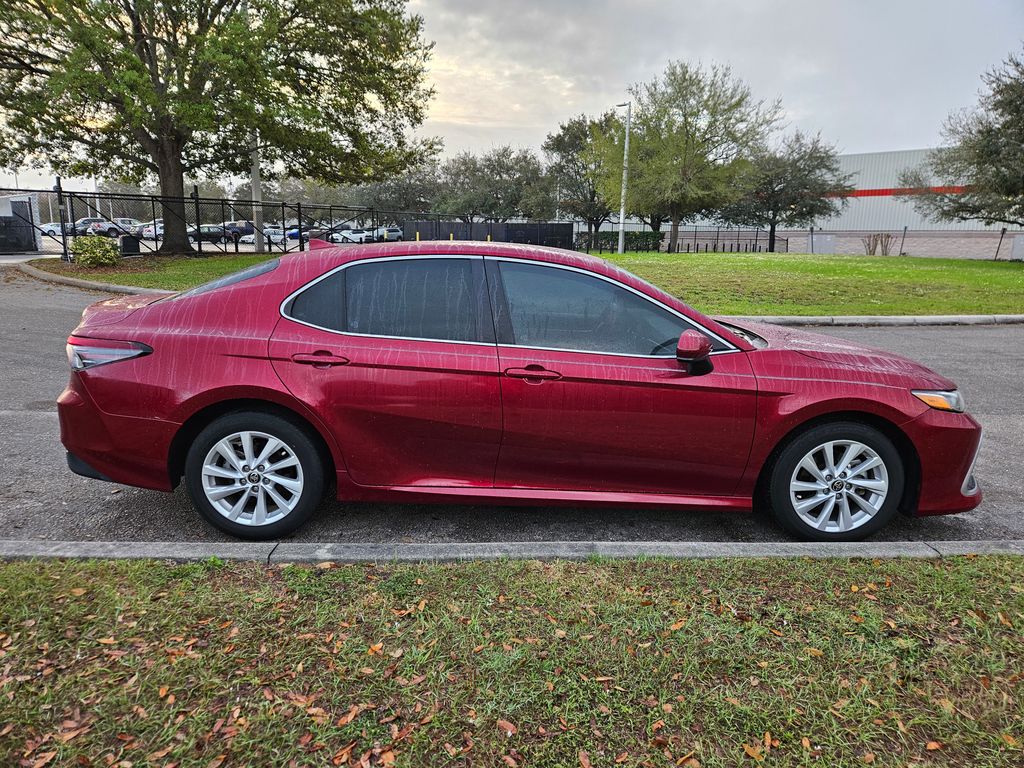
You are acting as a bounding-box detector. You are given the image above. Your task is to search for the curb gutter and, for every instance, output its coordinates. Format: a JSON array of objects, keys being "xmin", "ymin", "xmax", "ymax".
[
  {"xmin": 17, "ymin": 262, "xmax": 1024, "ymax": 327},
  {"xmin": 1, "ymin": 539, "xmax": 1022, "ymax": 563},
  {"xmin": 17, "ymin": 262, "xmax": 167, "ymax": 295}
]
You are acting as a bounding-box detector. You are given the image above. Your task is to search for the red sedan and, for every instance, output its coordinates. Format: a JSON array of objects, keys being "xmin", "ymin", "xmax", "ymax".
[{"xmin": 58, "ymin": 242, "xmax": 982, "ymax": 541}]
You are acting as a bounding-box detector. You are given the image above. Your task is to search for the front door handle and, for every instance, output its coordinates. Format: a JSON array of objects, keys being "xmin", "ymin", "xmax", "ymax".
[
  {"xmin": 291, "ymin": 351, "xmax": 349, "ymax": 368},
  {"xmin": 504, "ymin": 365, "xmax": 561, "ymax": 381}
]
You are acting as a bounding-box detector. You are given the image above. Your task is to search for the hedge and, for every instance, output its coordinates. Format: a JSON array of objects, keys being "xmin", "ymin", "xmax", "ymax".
[
  {"xmin": 69, "ymin": 236, "xmax": 120, "ymax": 267},
  {"xmin": 574, "ymin": 230, "xmax": 663, "ymax": 252}
]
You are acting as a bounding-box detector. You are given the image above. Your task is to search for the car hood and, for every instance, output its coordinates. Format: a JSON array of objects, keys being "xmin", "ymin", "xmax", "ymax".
[{"xmin": 723, "ymin": 319, "xmax": 957, "ymax": 390}]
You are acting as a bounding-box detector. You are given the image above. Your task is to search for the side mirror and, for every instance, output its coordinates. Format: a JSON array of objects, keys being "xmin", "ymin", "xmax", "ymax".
[{"xmin": 676, "ymin": 330, "xmax": 714, "ymax": 375}]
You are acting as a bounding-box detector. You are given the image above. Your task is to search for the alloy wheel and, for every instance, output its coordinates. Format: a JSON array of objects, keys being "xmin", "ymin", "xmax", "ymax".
[
  {"xmin": 200, "ymin": 430, "xmax": 304, "ymax": 526},
  {"xmin": 788, "ymin": 440, "xmax": 889, "ymax": 534}
]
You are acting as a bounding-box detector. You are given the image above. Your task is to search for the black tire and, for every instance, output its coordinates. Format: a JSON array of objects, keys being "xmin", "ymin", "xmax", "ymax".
[
  {"xmin": 184, "ymin": 411, "xmax": 325, "ymax": 540},
  {"xmin": 107, "ymin": 228, "xmax": 118, "ymax": 237},
  {"xmin": 765, "ymin": 421, "xmax": 904, "ymax": 542}
]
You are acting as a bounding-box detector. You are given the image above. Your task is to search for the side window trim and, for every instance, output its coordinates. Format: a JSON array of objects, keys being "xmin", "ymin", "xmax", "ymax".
[
  {"xmin": 485, "ymin": 257, "xmax": 738, "ymax": 357},
  {"xmin": 279, "ymin": 254, "xmax": 496, "ymax": 347}
]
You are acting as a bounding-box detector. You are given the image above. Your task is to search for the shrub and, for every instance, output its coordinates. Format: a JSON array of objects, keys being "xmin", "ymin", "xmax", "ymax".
[
  {"xmin": 574, "ymin": 230, "xmax": 664, "ymax": 252},
  {"xmin": 69, "ymin": 236, "xmax": 120, "ymax": 267}
]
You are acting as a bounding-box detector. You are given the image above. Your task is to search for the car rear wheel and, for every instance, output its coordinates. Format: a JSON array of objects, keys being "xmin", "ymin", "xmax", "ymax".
[
  {"xmin": 766, "ymin": 421, "xmax": 904, "ymax": 541},
  {"xmin": 184, "ymin": 412, "xmax": 324, "ymax": 540}
]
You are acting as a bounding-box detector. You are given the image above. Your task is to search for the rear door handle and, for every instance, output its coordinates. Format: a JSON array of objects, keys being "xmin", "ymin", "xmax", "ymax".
[
  {"xmin": 504, "ymin": 365, "xmax": 561, "ymax": 381},
  {"xmin": 291, "ymin": 351, "xmax": 349, "ymax": 368}
]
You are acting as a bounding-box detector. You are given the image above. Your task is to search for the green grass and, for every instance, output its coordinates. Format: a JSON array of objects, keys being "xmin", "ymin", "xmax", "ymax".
[
  {"xmin": 30, "ymin": 250, "xmax": 1024, "ymax": 315},
  {"xmin": 1, "ymin": 556, "xmax": 1022, "ymax": 766},
  {"xmin": 32, "ymin": 253, "xmax": 272, "ymax": 291}
]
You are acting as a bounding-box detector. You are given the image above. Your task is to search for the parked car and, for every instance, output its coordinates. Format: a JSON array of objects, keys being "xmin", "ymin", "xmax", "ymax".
[
  {"xmin": 133, "ymin": 219, "xmax": 161, "ymax": 237},
  {"xmin": 371, "ymin": 226, "xmax": 404, "ymax": 242},
  {"xmin": 141, "ymin": 222, "xmax": 164, "ymax": 240},
  {"xmin": 40, "ymin": 222, "xmax": 67, "ymax": 237},
  {"xmin": 221, "ymin": 220, "xmax": 256, "ymax": 242},
  {"xmin": 59, "ymin": 242, "xmax": 983, "ymax": 541},
  {"xmin": 336, "ymin": 228, "xmax": 373, "ymax": 243},
  {"xmin": 239, "ymin": 228, "xmax": 287, "ymax": 246},
  {"xmin": 187, "ymin": 225, "xmax": 230, "ymax": 244},
  {"xmin": 113, "ymin": 217, "xmax": 143, "ymax": 232},
  {"xmin": 72, "ymin": 217, "xmax": 110, "ymax": 236}
]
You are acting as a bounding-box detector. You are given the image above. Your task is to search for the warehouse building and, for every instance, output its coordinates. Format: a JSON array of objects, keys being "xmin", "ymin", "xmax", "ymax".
[{"xmin": 780, "ymin": 148, "xmax": 1022, "ymax": 259}]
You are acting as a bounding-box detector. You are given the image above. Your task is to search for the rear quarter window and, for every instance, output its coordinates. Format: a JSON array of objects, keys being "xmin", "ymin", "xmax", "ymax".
[{"xmin": 174, "ymin": 258, "xmax": 280, "ymax": 299}]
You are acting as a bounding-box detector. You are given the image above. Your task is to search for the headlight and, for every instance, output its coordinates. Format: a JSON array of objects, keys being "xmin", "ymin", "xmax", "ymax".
[{"xmin": 912, "ymin": 389, "xmax": 965, "ymax": 413}]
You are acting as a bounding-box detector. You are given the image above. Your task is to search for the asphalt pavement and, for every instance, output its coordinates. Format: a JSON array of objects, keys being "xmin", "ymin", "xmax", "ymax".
[{"xmin": 1, "ymin": 265, "xmax": 1021, "ymax": 544}]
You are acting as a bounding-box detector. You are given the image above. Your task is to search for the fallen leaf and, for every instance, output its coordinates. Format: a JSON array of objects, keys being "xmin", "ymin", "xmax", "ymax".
[
  {"xmin": 926, "ymin": 741, "xmax": 943, "ymax": 751},
  {"xmin": 801, "ymin": 737, "xmax": 811, "ymax": 750},
  {"xmin": 742, "ymin": 743, "xmax": 764, "ymax": 761},
  {"xmin": 1001, "ymin": 733, "xmax": 1019, "ymax": 748},
  {"xmin": 97, "ymin": 637, "xmax": 115, "ymax": 645},
  {"xmin": 579, "ymin": 750, "xmax": 592, "ymax": 768},
  {"xmin": 497, "ymin": 718, "xmax": 518, "ymax": 736},
  {"xmin": 806, "ymin": 647, "xmax": 824, "ymax": 657},
  {"xmin": 862, "ymin": 753, "xmax": 875, "ymax": 763},
  {"xmin": 69, "ymin": 588, "xmax": 87, "ymax": 597},
  {"xmin": 670, "ymin": 619, "xmax": 686, "ymax": 631},
  {"xmin": 31, "ymin": 753, "xmax": 57, "ymax": 768}
]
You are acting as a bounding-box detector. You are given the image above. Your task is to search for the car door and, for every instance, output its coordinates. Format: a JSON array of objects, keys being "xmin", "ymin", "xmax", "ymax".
[
  {"xmin": 487, "ymin": 258, "xmax": 758, "ymax": 497},
  {"xmin": 269, "ymin": 255, "xmax": 502, "ymax": 488}
]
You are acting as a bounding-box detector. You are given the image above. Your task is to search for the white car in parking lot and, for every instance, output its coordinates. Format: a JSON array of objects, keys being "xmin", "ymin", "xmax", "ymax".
[{"xmin": 239, "ymin": 228, "xmax": 287, "ymax": 245}]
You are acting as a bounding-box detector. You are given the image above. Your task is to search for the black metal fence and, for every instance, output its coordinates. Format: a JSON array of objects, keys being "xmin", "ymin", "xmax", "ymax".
[{"xmin": 0, "ymin": 182, "xmax": 779, "ymax": 259}]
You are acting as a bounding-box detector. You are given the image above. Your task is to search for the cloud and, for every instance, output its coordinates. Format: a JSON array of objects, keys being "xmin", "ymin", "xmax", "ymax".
[{"xmin": 412, "ymin": 0, "xmax": 1024, "ymax": 155}]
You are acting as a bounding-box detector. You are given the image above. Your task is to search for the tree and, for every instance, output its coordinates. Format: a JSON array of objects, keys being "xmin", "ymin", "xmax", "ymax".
[
  {"xmin": 346, "ymin": 162, "xmax": 442, "ymax": 216},
  {"xmin": 718, "ymin": 131, "xmax": 853, "ymax": 251},
  {"xmin": 543, "ymin": 113, "xmax": 615, "ymax": 246},
  {"xmin": 438, "ymin": 146, "xmax": 554, "ymax": 221},
  {"xmin": 0, "ymin": 0, "xmax": 436, "ymax": 253},
  {"xmin": 595, "ymin": 61, "xmax": 780, "ymax": 252},
  {"xmin": 897, "ymin": 49, "xmax": 1024, "ymax": 228}
]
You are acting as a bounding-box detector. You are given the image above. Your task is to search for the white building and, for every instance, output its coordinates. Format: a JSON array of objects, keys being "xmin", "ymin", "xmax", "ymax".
[{"xmin": 782, "ymin": 148, "xmax": 1021, "ymax": 259}]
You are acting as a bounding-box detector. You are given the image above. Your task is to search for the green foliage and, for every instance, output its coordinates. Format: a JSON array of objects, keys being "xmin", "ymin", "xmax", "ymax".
[
  {"xmin": 575, "ymin": 230, "xmax": 663, "ymax": 252},
  {"xmin": 544, "ymin": 113, "xmax": 616, "ymax": 229},
  {"xmin": 69, "ymin": 236, "xmax": 119, "ymax": 267},
  {"xmin": 898, "ymin": 48, "xmax": 1024, "ymax": 228},
  {"xmin": 593, "ymin": 61, "xmax": 781, "ymax": 252},
  {"xmin": 718, "ymin": 131, "xmax": 854, "ymax": 250},
  {"xmin": 437, "ymin": 146, "xmax": 554, "ymax": 221},
  {"xmin": 0, "ymin": 0, "xmax": 437, "ymax": 249}
]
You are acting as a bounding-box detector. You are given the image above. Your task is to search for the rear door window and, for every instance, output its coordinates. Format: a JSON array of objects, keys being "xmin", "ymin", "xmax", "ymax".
[{"xmin": 286, "ymin": 257, "xmax": 489, "ymax": 343}]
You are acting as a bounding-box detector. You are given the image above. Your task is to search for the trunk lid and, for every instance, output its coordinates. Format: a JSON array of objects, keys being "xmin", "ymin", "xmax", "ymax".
[{"xmin": 77, "ymin": 292, "xmax": 172, "ymax": 329}]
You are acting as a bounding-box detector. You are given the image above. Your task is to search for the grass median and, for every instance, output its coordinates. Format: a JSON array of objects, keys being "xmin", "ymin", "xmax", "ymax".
[
  {"xmin": 1, "ymin": 556, "xmax": 1022, "ymax": 766},
  {"xmin": 28, "ymin": 250, "xmax": 1024, "ymax": 316}
]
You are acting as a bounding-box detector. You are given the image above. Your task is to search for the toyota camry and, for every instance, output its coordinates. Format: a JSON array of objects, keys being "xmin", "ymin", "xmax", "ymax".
[{"xmin": 58, "ymin": 242, "xmax": 983, "ymax": 541}]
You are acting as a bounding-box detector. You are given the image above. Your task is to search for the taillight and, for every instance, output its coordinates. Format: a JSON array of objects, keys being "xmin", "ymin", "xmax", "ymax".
[{"xmin": 66, "ymin": 337, "xmax": 152, "ymax": 370}]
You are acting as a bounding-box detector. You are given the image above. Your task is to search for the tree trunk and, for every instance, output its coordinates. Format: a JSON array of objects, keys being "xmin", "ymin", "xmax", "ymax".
[
  {"xmin": 668, "ymin": 214, "xmax": 680, "ymax": 254},
  {"xmin": 155, "ymin": 141, "xmax": 194, "ymax": 255},
  {"xmin": 768, "ymin": 221, "xmax": 777, "ymax": 253}
]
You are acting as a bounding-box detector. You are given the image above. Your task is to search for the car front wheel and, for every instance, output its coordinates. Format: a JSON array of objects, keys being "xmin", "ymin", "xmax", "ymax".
[
  {"xmin": 184, "ymin": 412, "xmax": 325, "ymax": 540},
  {"xmin": 766, "ymin": 421, "xmax": 904, "ymax": 541}
]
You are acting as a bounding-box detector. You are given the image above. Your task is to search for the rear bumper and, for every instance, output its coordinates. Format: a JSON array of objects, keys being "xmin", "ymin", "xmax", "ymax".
[
  {"xmin": 903, "ymin": 408, "xmax": 983, "ymax": 516},
  {"xmin": 57, "ymin": 376, "xmax": 177, "ymax": 492}
]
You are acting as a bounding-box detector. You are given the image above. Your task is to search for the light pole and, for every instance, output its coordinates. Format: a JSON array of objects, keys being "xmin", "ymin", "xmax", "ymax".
[{"xmin": 616, "ymin": 101, "xmax": 631, "ymax": 254}]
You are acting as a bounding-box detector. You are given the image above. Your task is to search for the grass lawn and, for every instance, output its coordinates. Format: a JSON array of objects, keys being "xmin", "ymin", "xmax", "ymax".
[
  {"xmin": 1, "ymin": 556, "xmax": 1022, "ymax": 767},
  {"xmin": 30, "ymin": 250, "xmax": 1024, "ymax": 316}
]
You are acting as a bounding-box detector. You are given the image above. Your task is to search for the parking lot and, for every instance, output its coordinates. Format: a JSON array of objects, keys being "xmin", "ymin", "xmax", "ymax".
[{"xmin": 1, "ymin": 264, "xmax": 1020, "ymax": 544}]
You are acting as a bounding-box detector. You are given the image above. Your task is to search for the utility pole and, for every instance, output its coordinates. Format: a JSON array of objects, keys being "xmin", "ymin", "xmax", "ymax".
[
  {"xmin": 616, "ymin": 101, "xmax": 631, "ymax": 255},
  {"xmin": 242, "ymin": 0, "xmax": 265, "ymax": 253}
]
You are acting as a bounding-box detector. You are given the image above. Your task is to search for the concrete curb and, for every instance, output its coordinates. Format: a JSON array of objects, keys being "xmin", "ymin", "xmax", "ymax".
[
  {"xmin": 16, "ymin": 262, "xmax": 167, "ymax": 295},
  {"xmin": 721, "ymin": 314, "xmax": 1024, "ymax": 326},
  {"xmin": 1, "ymin": 539, "xmax": 1022, "ymax": 563},
  {"xmin": 16, "ymin": 261, "xmax": 1024, "ymax": 326}
]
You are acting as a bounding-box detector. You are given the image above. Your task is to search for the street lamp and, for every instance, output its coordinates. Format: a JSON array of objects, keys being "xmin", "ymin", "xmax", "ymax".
[{"xmin": 615, "ymin": 101, "xmax": 631, "ymax": 254}]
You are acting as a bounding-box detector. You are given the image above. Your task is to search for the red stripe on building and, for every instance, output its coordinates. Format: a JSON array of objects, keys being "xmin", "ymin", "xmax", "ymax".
[{"xmin": 830, "ymin": 185, "xmax": 968, "ymax": 198}]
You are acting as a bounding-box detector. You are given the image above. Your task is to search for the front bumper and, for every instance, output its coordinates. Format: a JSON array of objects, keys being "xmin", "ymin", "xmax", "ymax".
[{"xmin": 902, "ymin": 407, "xmax": 983, "ymax": 516}]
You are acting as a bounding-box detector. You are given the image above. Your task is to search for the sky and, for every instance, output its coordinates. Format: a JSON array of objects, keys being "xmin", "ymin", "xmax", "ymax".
[
  {"xmin": 413, "ymin": 0, "xmax": 1023, "ymax": 154},
  {"xmin": 2, "ymin": 0, "xmax": 1021, "ymax": 189}
]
